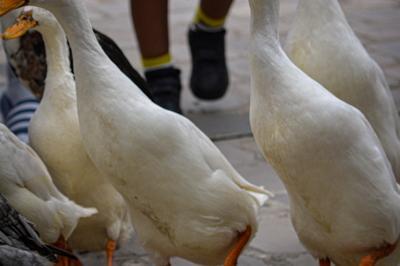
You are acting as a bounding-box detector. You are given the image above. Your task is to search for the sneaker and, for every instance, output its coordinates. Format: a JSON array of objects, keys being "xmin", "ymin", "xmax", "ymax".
[
  {"xmin": 188, "ymin": 25, "xmax": 229, "ymax": 100},
  {"xmin": 145, "ymin": 66, "xmax": 182, "ymax": 114}
]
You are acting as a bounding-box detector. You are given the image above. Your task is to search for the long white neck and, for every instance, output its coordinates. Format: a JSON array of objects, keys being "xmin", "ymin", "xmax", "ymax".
[
  {"xmin": 249, "ymin": 0, "xmax": 288, "ymax": 75},
  {"xmin": 37, "ymin": 21, "xmax": 70, "ymax": 83},
  {"xmin": 37, "ymin": 1, "xmax": 110, "ymax": 79},
  {"xmin": 249, "ymin": 0, "xmax": 280, "ymax": 52},
  {"xmin": 249, "ymin": 0, "xmax": 297, "ymax": 106},
  {"xmin": 33, "ymin": 16, "xmax": 76, "ymax": 104}
]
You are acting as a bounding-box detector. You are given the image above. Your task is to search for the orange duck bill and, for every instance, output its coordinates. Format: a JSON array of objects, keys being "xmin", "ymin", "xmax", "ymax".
[
  {"xmin": 0, "ymin": 0, "xmax": 28, "ymax": 16},
  {"xmin": 2, "ymin": 9, "xmax": 38, "ymax": 40}
]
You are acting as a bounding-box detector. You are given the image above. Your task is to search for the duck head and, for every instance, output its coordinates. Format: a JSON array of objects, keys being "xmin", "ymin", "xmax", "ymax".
[
  {"xmin": 2, "ymin": 8, "xmax": 37, "ymax": 40},
  {"xmin": 2, "ymin": 6, "xmax": 64, "ymax": 41}
]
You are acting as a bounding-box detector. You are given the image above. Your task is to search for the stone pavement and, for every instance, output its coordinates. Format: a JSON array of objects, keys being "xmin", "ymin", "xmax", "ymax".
[{"xmin": 0, "ymin": 0, "xmax": 399, "ymax": 265}]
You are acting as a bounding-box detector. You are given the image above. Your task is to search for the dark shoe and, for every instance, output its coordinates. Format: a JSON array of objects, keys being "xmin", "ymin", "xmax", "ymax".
[
  {"xmin": 188, "ymin": 26, "xmax": 229, "ymax": 100},
  {"xmin": 145, "ymin": 67, "xmax": 182, "ymax": 114}
]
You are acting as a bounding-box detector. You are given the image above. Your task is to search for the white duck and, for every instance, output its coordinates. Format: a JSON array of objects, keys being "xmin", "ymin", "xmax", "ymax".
[
  {"xmin": 0, "ymin": 1, "xmax": 271, "ymax": 265},
  {"xmin": 0, "ymin": 122, "xmax": 96, "ymax": 253},
  {"xmin": 284, "ymin": 0, "xmax": 400, "ymax": 182},
  {"xmin": 2, "ymin": 7, "xmax": 133, "ymax": 266},
  {"xmin": 248, "ymin": 0, "xmax": 400, "ymax": 265}
]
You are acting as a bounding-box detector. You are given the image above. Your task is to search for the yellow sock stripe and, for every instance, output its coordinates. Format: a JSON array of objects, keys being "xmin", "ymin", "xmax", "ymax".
[
  {"xmin": 142, "ymin": 53, "xmax": 172, "ymax": 68},
  {"xmin": 194, "ymin": 6, "xmax": 226, "ymax": 28}
]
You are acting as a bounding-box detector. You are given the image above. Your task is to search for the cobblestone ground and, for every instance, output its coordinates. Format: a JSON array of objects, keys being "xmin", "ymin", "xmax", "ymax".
[{"xmin": 0, "ymin": 0, "xmax": 399, "ymax": 265}]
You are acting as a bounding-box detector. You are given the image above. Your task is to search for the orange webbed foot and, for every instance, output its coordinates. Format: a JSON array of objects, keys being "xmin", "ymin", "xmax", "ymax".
[
  {"xmin": 52, "ymin": 235, "xmax": 82, "ymax": 266},
  {"xmin": 224, "ymin": 226, "xmax": 252, "ymax": 266},
  {"xmin": 359, "ymin": 243, "xmax": 397, "ymax": 266},
  {"xmin": 106, "ymin": 239, "xmax": 117, "ymax": 266},
  {"xmin": 53, "ymin": 235, "xmax": 69, "ymax": 266}
]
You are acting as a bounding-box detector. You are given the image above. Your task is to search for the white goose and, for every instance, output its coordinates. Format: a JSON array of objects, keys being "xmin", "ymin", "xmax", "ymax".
[
  {"xmin": 2, "ymin": 7, "xmax": 133, "ymax": 266},
  {"xmin": 0, "ymin": 122, "xmax": 96, "ymax": 248},
  {"xmin": 284, "ymin": 0, "xmax": 400, "ymax": 182},
  {"xmin": 248, "ymin": 0, "xmax": 400, "ymax": 265},
  {"xmin": 0, "ymin": 1, "xmax": 271, "ymax": 265}
]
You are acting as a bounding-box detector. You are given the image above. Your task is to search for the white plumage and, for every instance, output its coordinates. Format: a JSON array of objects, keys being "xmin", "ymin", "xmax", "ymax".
[
  {"xmin": 0, "ymin": 123, "xmax": 96, "ymax": 244},
  {"xmin": 9, "ymin": 1, "xmax": 271, "ymax": 265},
  {"xmin": 13, "ymin": 7, "xmax": 133, "ymax": 252},
  {"xmin": 248, "ymin": 0, "xmax": 400, "ymax": 265},
  {"xmin": 285, "ymin": 0, "xmax": 400, "ymax": 182}
]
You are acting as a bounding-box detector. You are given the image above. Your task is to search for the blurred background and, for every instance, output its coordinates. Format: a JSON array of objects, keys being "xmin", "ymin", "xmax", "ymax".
[
  {"xmin": 0, "ymin": 0, "xmax": 398, "ymax": 265},
  {"xmin": 83, "ymin": 0, "xmax": 400, "ymax": 140}
]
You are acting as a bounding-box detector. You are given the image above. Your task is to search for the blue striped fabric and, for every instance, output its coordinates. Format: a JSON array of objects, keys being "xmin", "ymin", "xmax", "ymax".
[
  {"xmin": 5, "ymin": 99, "xmax": 39, "ymax": 143},
  {"xmin": 0, "ymin": 94, "xmax": 12, "ymax": 120}
]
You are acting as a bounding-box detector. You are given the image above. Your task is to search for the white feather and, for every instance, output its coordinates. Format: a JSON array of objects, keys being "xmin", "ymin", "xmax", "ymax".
[
  {"xmin": 24, "ymin": 0, "xmax": 272, "ymax": 264},
  {"xmin": 285, "ymin": 0, "xmax": 400, "ymax": 182},
  {"xmin": 24, "ymin": 7, "xmax": 133, "ymax": 251},
  {"xmin": 248, "ymin": 0, "xmax": 400, "ymax": 265},
  {"xmin": 0, "ymin": 123, "xmax": 96, "ymax": 243}
]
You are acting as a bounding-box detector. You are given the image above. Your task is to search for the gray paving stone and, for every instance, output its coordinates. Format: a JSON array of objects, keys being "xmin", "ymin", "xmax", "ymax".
[
  {"xmin": 391, "ymin": 89, "xmax": 400, "ymax": 109},
  {"xmin": 355, "ymin": 26, "xmax": 400, "ymax": 43},
  {"xmin": 215, "ymin": 137, "xmax": 285, "ymax": 192},
  {"xmin": 369, "ymin": 51, "xmax": 399, "ymax": 69},
  {"xmin": 250, "ymin": 205, "xmax": 306, "ymax": 255},
  {"xmin": 187, "ymin": 112, "xmax": 251, "ymax": 141},
  {"xmin": 370, "ymin": 41, "xmax": 400, "ymax": 61},
  {"xmin": 238, "ymin": 255, "xmax": 266, "ymax": 266}
]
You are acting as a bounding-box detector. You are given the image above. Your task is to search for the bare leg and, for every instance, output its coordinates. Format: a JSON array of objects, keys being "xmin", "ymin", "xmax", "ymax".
[
  {"xmin": 130, "ymin": 0, "xmax": 182, "ymax": 114},
  {"xmin": 130, "ymin": 0, "xmax": 169, "ymax": 59}
]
